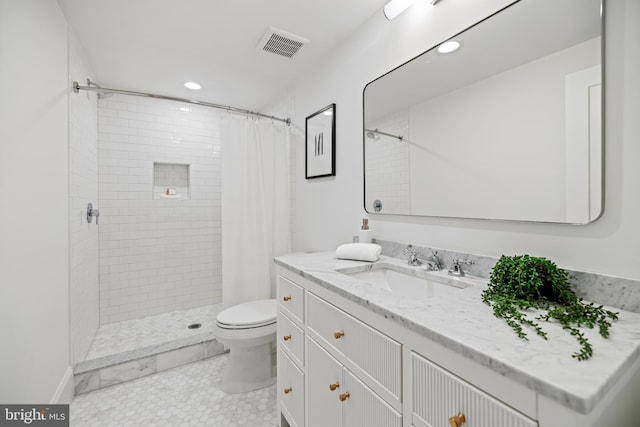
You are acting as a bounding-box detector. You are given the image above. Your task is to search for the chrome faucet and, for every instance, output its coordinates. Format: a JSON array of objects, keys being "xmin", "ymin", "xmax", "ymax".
[
  {"xmin": 448, "ymin": 257, "xmax": 474, "ymax": 277},
  {"xmin": 404, "ymin": 245, "xmax": 421, "ymax": 266},
  {"xmin": 420, "ymin": 252, "xmax": 441, "ymax": 271},
  {"xmin": 403, "ymin": 245, "xmax": 441, "ymax": 271}
]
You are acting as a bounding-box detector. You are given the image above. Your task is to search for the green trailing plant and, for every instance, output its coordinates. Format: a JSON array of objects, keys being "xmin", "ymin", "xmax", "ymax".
[{"xmin": 481, "ymin": 255, "xmax": 618, "ymax": 361}]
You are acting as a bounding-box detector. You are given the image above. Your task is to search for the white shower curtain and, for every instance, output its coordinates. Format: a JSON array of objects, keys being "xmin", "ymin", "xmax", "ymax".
[{"xmin": 221, "ymin": 115, "xmax": 291, "ymax": 307}]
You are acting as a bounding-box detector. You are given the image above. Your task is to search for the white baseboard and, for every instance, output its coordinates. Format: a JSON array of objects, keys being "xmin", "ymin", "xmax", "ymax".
[{"xmin": 50, "ymin": 366, "xmax": 74, "ymax": 404}]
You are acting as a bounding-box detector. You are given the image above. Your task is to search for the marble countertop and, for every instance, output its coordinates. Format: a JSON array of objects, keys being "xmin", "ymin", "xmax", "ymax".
[{"xmin": 274, "ymin": 252, "xmax": 640, "ymax": 414}]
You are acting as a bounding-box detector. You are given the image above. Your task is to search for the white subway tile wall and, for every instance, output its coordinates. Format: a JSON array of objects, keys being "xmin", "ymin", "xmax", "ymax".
[
  {"xmin": 69, "ymin": 29, "xmax": 100, "ymax": 364},
  {"xmin": 97, "ymin": 94, "xmax": 222, "ymax": 324},
  {"xmin": 365, "ymin": 112, "xmax": 411, "ymax": 214}
]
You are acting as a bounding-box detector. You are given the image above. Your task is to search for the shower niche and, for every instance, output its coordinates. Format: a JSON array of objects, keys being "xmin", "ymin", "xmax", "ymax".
[{"xmin": 153, "ymin": 162, "xmax": 190, "ymax": 199}]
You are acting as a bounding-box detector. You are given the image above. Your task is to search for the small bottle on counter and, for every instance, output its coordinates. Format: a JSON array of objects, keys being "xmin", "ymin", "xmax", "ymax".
[{"xmin": 359, "ymin": 218, "xmax": 372, "ymax": 244}]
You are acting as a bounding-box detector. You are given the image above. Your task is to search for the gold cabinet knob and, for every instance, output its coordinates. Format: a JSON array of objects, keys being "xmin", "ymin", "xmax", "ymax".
[
  {"xmin": 284, "ymin": 387, "xmax": 292, "ymax": 394},
  {"xmin": 334, "ymin": 331, "xmax": 345, "ymax": 339},
  {"xmin": 329, "ymin": 382, "xmax": 340, "ymax": 391},
  {"xmin": 283, "ymin": 335, "xmax": 292, "ymax": 341},
  {"xmin": 283, "ymin": 296, "xmax": 291, "ymax": 302},
  {"xmin": 449, "ymin": 412, "xmax": 466, "ymax": 427},
  {"xmin": 339, "ymin": 392, "xmax": 350, "ymax": 402}
]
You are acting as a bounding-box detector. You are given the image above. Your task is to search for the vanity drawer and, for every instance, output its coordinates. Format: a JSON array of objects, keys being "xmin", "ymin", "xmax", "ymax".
[
  {"xmin": 411, "ymin": 352, "xmax": 537, "ymax": 427},
  {"xmin": 307, "ymin": 292, "xmax": 348, "ymax": 356},
  {"xmin": 307, "ymin": 292, "xmax": 402, "ymax": 403},
  {"xmin": 278, "ymin": 348, "xmax": 305, "ymax": 427},
  {"xmin": 278, "ymin": 311, "xmax": 304, "ymax": 367},
  {"xmin": 278, "ymin": 275, "xmax": 304, "ymax": 324}
]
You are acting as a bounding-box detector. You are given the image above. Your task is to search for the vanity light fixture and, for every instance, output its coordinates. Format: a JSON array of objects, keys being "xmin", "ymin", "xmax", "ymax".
[
  {"xmin": 383, "ymin": 0, "xmax": 416, "ymax": 20},
  {"xmin": 384, "ymin": 0, "xmax": 440, "ymax": 21},
  {"xmin": 437, "ymin": 40, "xmax": 461, "ymax": 54},
  {"xmin": 184, "ymin": 81, "xmax": 201, "ymax": 90}
]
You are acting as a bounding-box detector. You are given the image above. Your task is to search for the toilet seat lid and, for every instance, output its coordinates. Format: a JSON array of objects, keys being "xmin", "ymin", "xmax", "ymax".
[{"xmin": 217, "ymin": 299, "xmax": 277, "ymax": 327}]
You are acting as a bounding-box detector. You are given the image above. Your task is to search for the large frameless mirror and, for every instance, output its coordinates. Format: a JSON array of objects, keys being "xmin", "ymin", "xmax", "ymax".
[{"xmin": 363, "ymin": 0, "xmax": 602, "ymax": 223}]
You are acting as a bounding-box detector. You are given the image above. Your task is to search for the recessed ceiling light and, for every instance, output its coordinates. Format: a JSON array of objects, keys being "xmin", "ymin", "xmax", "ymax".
[
  {"xmin": 437, "ymin": 40, "xmax": 461, "ymax": 54},
  {"xmin": 184, "ymin": 81, "xmax": 201, "ymax": 90},
  {"xmin": 179, "ymin": 107, "xmax": 191, "ymax": 112}
]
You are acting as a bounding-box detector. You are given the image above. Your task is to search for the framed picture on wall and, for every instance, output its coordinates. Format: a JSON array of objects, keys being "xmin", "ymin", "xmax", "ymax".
[{"xmin": 305, "ymin": 103, "xmax": 336, "ymax": 179}]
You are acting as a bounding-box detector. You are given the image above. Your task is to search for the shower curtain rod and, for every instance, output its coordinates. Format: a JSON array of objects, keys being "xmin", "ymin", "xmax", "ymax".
[
  {"xmin": 365, "ymin": 128, "xmax": 404, "ymax": 141},
  {"xmin": 72, "ymin": 79, "xmax": 291, "ymax": 126}
]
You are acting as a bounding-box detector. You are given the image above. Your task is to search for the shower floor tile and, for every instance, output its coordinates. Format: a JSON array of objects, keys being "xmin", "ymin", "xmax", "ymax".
[
  {"xmin": 86, "ymin": 304, "xmax": 223, "ymax": 360},
  {"xmin": 70, "ymin": 355, "xmax": 278, "ymax": 426}
]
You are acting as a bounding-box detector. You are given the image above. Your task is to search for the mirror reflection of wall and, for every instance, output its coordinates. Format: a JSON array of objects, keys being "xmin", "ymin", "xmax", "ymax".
[
  {"xmin": 364, "ymin": 113, "xmax": 410, "ymax": 215},
  {"xmin": 363, "ymin": 0, "xmax": 602, "ymax": 224}
]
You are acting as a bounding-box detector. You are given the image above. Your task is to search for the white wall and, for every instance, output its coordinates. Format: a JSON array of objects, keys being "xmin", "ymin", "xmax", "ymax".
[
  {"xmin": 97, "ymin": 95, "xmax": 222, "ymax": 324},
  {"xmin": 286, "ymin": 0, "xmax": 640, "ymax": 280},
  {"xmin": 0, "ymin": 0, "xmax": 71, "ymax": 402},
  {"xmin": 69, "ymin": 28, "xmax": 100, "ymax": 364},
  {"xmin": 407, "ymin": 38, "xmax": 599, "ymax": 222}
]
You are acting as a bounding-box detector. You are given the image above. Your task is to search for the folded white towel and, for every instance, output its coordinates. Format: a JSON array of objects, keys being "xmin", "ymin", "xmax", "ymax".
[{"xmin": 336, "ymin": 243, "xmax": 382, "ymax": 262}]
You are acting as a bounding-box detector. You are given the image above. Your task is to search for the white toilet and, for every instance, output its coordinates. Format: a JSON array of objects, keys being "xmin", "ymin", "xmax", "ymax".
[{"xmin": 214, "ymin": 299, "xmax": 277, "ymax": 393}]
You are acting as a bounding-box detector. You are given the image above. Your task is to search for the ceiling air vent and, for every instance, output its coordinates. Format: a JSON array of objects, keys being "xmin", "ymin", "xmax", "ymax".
[{"xmin": 257, "ymin": 27, "xmax": 309, "ymax": 58}]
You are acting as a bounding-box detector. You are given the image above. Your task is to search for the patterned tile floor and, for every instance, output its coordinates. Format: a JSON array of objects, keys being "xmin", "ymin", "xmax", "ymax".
[
  {"xmin": 86, "ymin": 304, "xmax": 223, "ymax": 360},
  {"xmin": 71, "ymin": 355, "xmax": 278, "ymax": 426}
]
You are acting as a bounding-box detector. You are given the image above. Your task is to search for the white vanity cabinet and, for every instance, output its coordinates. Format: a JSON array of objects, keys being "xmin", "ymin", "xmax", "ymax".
[
  {"xmin": 276, "ymin": 262, "xmax": 640, "ymax": 427},
  {"xmin": 277, "ymin": 274, "xmax": 305, "ymax": 427},
  {"xmin": 276, "ymin": 267, "xmax": 528, "ymax": 427},
  {"xmin": 277, "ymin": 268, "xmax": 402, "ymax": 427}
]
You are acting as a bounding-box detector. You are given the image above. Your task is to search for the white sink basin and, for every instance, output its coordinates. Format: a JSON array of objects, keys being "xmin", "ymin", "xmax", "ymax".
[{"xmin": 344, "ymin": 268, "xmax": 466, "ymax": 299}]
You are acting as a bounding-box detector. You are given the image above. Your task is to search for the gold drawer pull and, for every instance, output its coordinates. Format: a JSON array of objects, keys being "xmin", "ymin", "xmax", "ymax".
[
  {"xmin": 339, "ymin": 392, "xmax": 350, "ymax": 401},
  {"xmin": 284, "ymin": 387, "xmax": 292, "ymax": 394},
  {"xmin": 449, "ymin": 412, "xmax": 466, "ymax": 427},
  {"xmin": 329, "ymin": 382, "xmax": 340, "ymax": 391},
  {"xmin": 334, "ymin": 331, "xmax": 345, "ymax": 339},
  {"xmin": 283, "ymin": 335, "xmax": 292, "ymax": 341},
  {"xmin": 283, "ymin": 296, "xmax": 291, "ymax": 302}
]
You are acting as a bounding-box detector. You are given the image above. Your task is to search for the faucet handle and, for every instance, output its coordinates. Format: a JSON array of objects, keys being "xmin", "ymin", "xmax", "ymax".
[
  {"xmin": 403, "ymin": 244, "xmax": 416, "ymax": 254},
  {"xmin": 403, "ymin": 244, "xmax": 421, "ymax": 257},
  {"xmin": 448, "ymin": 257, "xmax": 474, "ymax": 277},
  {"xmin": 452, "ymin": 256, "xmax": 473, "ymax": 265},
  {"xmin": 428, "ymin": 250, "xmax": 441, "ymax": 267},
  {"xmin": 404, "ymin": 245, "xmax": 422, "ymax": 266}
]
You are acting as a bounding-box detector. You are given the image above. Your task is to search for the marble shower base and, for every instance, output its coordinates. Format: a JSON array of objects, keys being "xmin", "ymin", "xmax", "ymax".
[{"xmin": 74, "ymin": 304, "xmax": 225, "ymax": 395}]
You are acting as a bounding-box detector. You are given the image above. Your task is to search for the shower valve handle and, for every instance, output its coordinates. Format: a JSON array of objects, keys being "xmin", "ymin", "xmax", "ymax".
[{"xmin": 87, "ymin": 202, "xmax": 100, "ymax": 225}]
